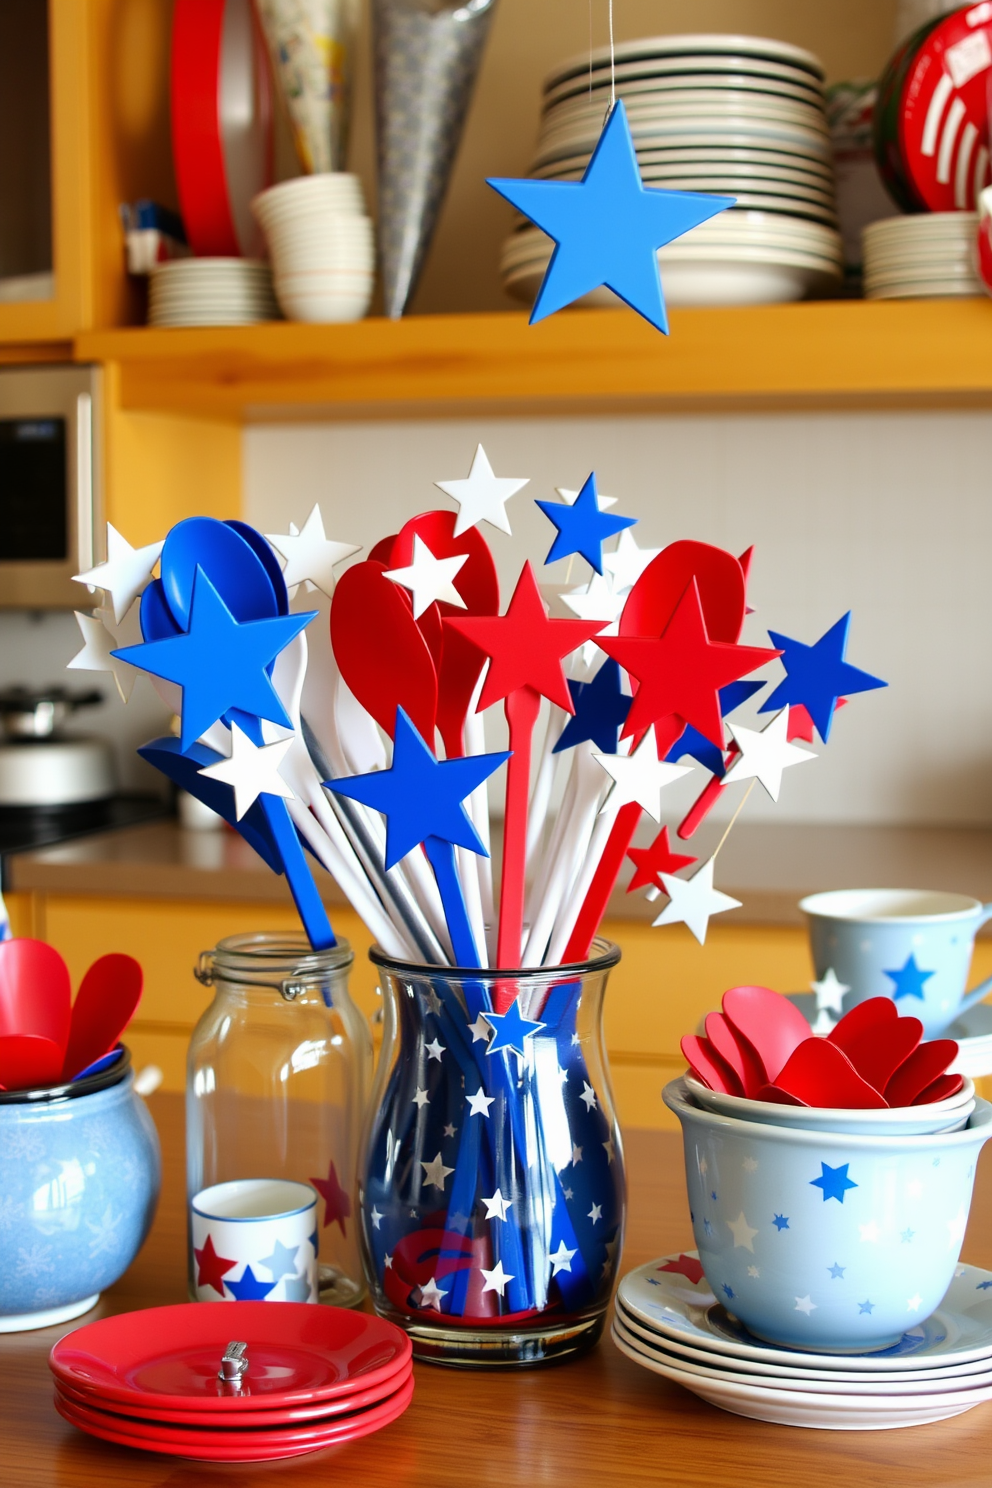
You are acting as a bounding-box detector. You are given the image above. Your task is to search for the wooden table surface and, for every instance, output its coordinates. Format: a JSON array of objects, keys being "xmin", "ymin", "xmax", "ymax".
[{"xmin": 4, "ymin": 1093, "xmax": 992, "ymax": 1488}]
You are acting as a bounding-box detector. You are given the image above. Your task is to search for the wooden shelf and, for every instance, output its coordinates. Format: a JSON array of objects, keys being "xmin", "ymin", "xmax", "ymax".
[{"xmin": 74, "ymin": 297, "xmax": 992, "ymax": 422}]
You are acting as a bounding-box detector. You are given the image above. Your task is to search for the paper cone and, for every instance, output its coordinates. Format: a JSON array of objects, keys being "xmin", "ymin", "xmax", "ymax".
[
  {"xmin": 373, "ymin": 0, "xmax": 498, "ymax": 317},
  {"xmin": 256, "ymin": 0, "xmax": 359, "ymax": 173}
]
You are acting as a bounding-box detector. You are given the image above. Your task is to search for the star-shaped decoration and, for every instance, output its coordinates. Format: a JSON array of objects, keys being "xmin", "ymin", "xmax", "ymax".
[
  {"xmin": 772, "ymin": 1214, "xmax": 790, "ymax": 1231},
  {"xmin": 555, "ymin": 483, "xmax": 618, "ymax": 510},
  {"xmin": 480, "ymin": 1259, "xmax": 514, "ymax": 1297},
  {"xmin": 265, "ymin": 505, "xmax": 360, "ymax": 597},
  {"xmin": 726, "ymin": 1212, "xmax": 758, "ymax": 1252},
  {"xmin": 563, "ymin": 1186, "xmax": 575, "ymax": 1200},
  {"xmin": 884, "ymin": 953, "xmax": 935, "ymax": 1003},
  {"xmin": 412, "ymin": 1087, "xmax": 429, "ymax": 1109},
  {"xmin": 594, "ymin": 728, "xmax": 691, "ymax": 820},
  {"xmin": 653, "ymin": 857, "xmax": 741, "ymax": 945},
  {"xmin": 658, "ymin": 1254, "xmax": 705, "ymax": 1285},
  {"xmin": 420, "ymin": 1152, "xmax": 455, "ymax": 1190},
  {"xmin": 194, "ymin": 1234, "xmax": 237, "ymax": 1296},
  {"xmin": 310, "ymin": 1159, "xmax": 352, "ymax": 1234},
  {"xmin": 115, "ymin": 571, "xmax": 313, "ymax": 751},
  {"xmin": 425, "ymin": 1038, "xmax": 445, "ymax": 1061},
  {"xmin": 466, "ymin": 1087, "xmax": 495, "ymax": 1117},
  {"xmin": 326, "ymin": 708, "xmax": 508, "ymax": 867},
  {"xmin": 570, "ymin": 1145, "xmax": 584, "ymax": 1165},
  {"xmin": 443, "ymin": 1122, "xmax": 457, "ymax": 1138},
  {"xmin": 74, "ymin": 523, "xmax": 163, "ymax": 623},
  {"xmin": 907, "ymin": 1293, "xmax": 923, "ymax": 1311},
  {"xmin": 384, "ymin": 1252, "xmax": 394, "ymax": 1269},
  {"xmin": 858, "ymin": 1299, "xmax": 875, "ymax": 1315},
  {"xmin": 811, "ymin": 1161, "xmax": 858, "ymax": 1204},
  {"xmin": 812, "ymin": 968, "xmax": 849, "ymax": 1015},
  {"xmin": 947, "ymin": 1204, "xmax": 968, "ymax": 1248},
  {"xmin": 426, "ymin": 988, "xmax": 443, "ymax": 1015},
  {"xmin": 283, "ymin": 1276, "xmax": 312, "ymax": 1301},
  {"xmin": 419, "ymin": 1276, "xmax": 448, "ymax": 1310},
  {"xmin": 383, "ymin": 534, "xmax": 468, "ymax": 619},
  {"xmin": 469, "ymin": 1014, "xmax": 491, "ymax": 1044},
  {"xmin": 860, "ymin": 1220, "xmax": 880, "ymax": 1243},
  {"xmin": 977, "ymin": 1280, "xmax": 992, "ymax": 1290},
  {"xmin": 554, "ymin": 659, "xmax": 631, "ymax": 755},
  {"xmin": 259, "ymin": 1238, "xmax": 300, "ymax": 1281},
  {"xmin": 722, "ymin": 708, "xmax": 816, "ymax": 802},
  {"xmin": 198, "ymin": 721, "xmax": 294, "ymax": 821},
  {"xmin": 435, "ymin": 444, "xmax": 529, "ymax": 537},
  {"xmin": 550, "ymin": 1240, "xmax": 577, "ymax": 1275},
  {"xmin": 828, "ymin": 1262, "xmax": 846, "ymax": 1279},
  {"xmin": 225, "ymin": 1264, "xmax": 277, "ymax": 1301},
  {"xmin": 560, "ymin": 571, "xmax": 627, "ymax": 633},
  {"xmin": 902, "ymin": 1228, "xmax": 916, "ymax": 1243},
  {"xmin": 370, "ymin": 1206, "xmax": 383, "ymax": 1230},
  {"xmin": 794, "ymin": 1295, "xmax": 817, "ymax": 1315},
  {"xmin": 603, "ymin": 528, "xmax": 662, "ymax": 593},
  {"xmin": 485, "ymin": 998, "xmax": 546, "ymax": 1056},
  {"xmin": 627, "ymin": 825, "xmax": 697, "ymax": 893},
  {"xmin": 536, "ymin": 472, "xmax": 636, "ymax": 574},
  {"xmin": 760, "ymin": 612, "xmax": 886, "ymax": 743},
  {"xmin": 481, "ymin": 1189, "xmax": 512, "ymax": 1221},
  {"xmin": 487, "ymin": 98, "xmax": 733, "ymax": 332},
  {"xmin": 743, "ymin": 1157, "xmax": 758, "ymax": 1173},
  {"xmin": 579, "ymin": 1081, "xmax": 598, "ymax": 1111},
  {"xmin": 747, "ymin": 1265, "xmax": 760, "ymax": 1279},
  {"xmin": 68, "ymin": 602, "xmax": 143, "ymax": 703}
]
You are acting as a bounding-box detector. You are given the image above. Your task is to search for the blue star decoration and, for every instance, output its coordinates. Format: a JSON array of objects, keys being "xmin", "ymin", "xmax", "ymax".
[
  {"xmin": 722, "ymin": 1284, "xmax": 735, "ymax": 1300},
  {"xmin": 977, "ymin": 1280, "xmax": 992, "ymax": 1290},
  {"xmin": 115, "ymin": 568, "xmax": 314, "ymax": 751},
  {"xmin": 772, "ymin": 1214, "xmax": 790, "ymax": 1231},
  {"xmin": 810, "ymin": 1162, "xmax": 858, "ymax": 1203},
  {"xmin": 259, "ymin": 1238, "xmax": 300, "ymax": 1281},
  {"xmin": 885, "ymin": 953, "xmax": 935, "ymax": 1002},
  {"xmin": 666, "ymin": 679, "xmax": 767, "ymax": 776},
  {"xmin": 487, "ymin": 99, "xmax": 734, "ymax": 333},
  {"xmin": 828, "ymin": 1262, "xmax": 846, "ymax": 1279},
  {"xmin": 536, "ymin": 472, "xmax": 636, "ymax": 573},
  {"xmin": 555, "ymin": 658, "xmax": 631, "ymax": 754},
  {"xmin": 902, "ymin": 1228, "xmax": 915, "ymax": 1243},
  {"xmin": 225, "ymin": 1264, "xmax": 278, "ymax": 1301},
  {"xmin": 858, "ymin": 1299, "xmax": 875, "ymax": 1315},
  {"xmin": 485, "ymin": 998, "xmax": 546, "ymax": 1057},
  {"xmin": 759, "ymin": 612, "xmax": 886, "ymax": 744}
]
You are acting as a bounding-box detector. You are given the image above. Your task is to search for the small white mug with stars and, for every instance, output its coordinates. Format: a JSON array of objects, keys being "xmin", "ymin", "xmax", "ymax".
[{"xmin": 190, "ymin": 1179, "xmax": 319, "ymax": 1303}]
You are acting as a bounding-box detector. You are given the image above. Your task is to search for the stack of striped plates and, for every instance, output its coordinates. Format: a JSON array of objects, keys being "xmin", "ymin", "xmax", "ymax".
[
  {"xmin": 501, "ymin": 34, "xmax": 844, "ymax": 308},
  {"xmin": 862, "ymin": 213, "xmax": 981, "ymax": 299},
  {"xmin": 148, "ymin": 259, "xmax": 281, "ymax": 327}
]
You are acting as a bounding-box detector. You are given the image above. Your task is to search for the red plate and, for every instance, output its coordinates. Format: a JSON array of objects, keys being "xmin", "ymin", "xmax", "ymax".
[
  {"xmin": 896, "ymin": 5, "xmax": 992, "ymax": 210},
  {"xmin": 54, "ymin": 1374, "xmax": 414, "ymax": 1463},
  {"xmin": 50, "ymin": 1303, "xmax": 411, "ymax": 1412}
]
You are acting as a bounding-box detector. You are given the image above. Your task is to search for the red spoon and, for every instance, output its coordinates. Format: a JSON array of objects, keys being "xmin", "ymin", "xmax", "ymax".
[
  {"xmin": 762, "ymin": 1038, "xmax": 889, "ymax": 1108},
  {"xmin": 0, "ymin": 938, "xmax": 71, "ymax": 1049},
  {"xmin": 722, "ymin": 985, "xmax": 811, "ymax": 1085},
  {"xmin": 61, "ymin": 954, "xmax": 143, "ymax": 1082},
  {"xmin": 681, "ymin": 1034, "xmax": 744, "ymax": 1095},
  {"xmin": 0, "ymin": 1033, "xmax": 65, "ymax": 1090},
  {"xmin": 886, "ymin": 1041, "xmax": 959, "ymax": 1107},
  {"xmin": 330, "ymin": 559, "xmax": 438, "ymax": 742},
  {"xmin": 704, "ymin": 1011, "xmax": 764, "ymax": 1097},
  {"xmin": 828, "ymin": 998, "xmax": 922, "ymax": 1093}
]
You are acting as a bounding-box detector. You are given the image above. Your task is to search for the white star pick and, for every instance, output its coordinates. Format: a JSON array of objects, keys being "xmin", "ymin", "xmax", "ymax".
[
  {"xmin": 420, "ymin": 1152, "xmax": 454, "ymax": 1190},
  {"xmin": 727, "ymin": 1211, "xmax": 758, "ymax": 1252},
  {"xmin": 722, "ymin": 708, "xmax": 816, "ymax": 802},
  {"xmin": 74, "ymin": 523, "xmax": 163, "ymax": 623},
  {"xmin": 579, "ymin": 1082, "xmax": 598, "ymax": 1111},
  {"xmin": 197, "ymin": 722, "xmax": 295, "ymax": 820},
  {"xmin": 466, "ymin": 1088, "xmax": 495, "ymax": 1117},
  {"xmin": 549, "ymin": 1240, "xmax": 576, "ymax": 1275},
  {"xmin": 653, "ymin": 857, "xmax": 741, "ymax": 945},
  {"xmin": 418, "ymin": 1276, "xmax": 448, "ymax": 1310},
  {"xmin": 265, "ymin": 505, "xmax": 360, "ymax": 597},
  {"xmin": 383, "ymin": 534, "xmax": 468, "ymax": 618},
  {"xmin": 794, "ymin": 1295, "xmax": 817, "ymax": 1315},
  {"xmin": 481, "ymin": 1189, "xmax": 512, "ymax": 1221},
  {"xmin": 594, "ymin": 728, "xmax": 692, "ymax": 821},
  {"xmin": 480, "ymin": 1259, "xmax": 514, "ymax": 1296},
  {"xmin": 561, "ymin": 571, "xmax": 626, "ymax": 627},
  {"xmin": 602, "ymin": 528, "xmax": 662, "ymax": 593},
  {"xmin": 67, "ymin": 602, "xmax": 142, "ymax": 703},
  {"xmin": 812, "ymin": 968, "xmax": 849, "ymax": 1015},
  {"xmin": 435, "ymin": 444, "xmax": 529, "ymax": 537},
  {"xmin": 555, "ymin": 484, "xmax": 618, "ymax": 510}
]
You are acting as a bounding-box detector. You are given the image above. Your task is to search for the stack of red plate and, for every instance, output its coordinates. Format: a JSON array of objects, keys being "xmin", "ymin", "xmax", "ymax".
[{"xmin": 49, "ymin": 1303, "xmax": 413, "ymax": 1463}]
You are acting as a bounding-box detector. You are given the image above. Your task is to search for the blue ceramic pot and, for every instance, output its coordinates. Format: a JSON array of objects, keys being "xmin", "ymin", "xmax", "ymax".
[
  {"xmin": 664, "ymin": 1078, "xmax": 992, "ymax": 1354},
  {"xmin": 0, "ymin": 1058, "xmax": 160, "ymax": 1332}
]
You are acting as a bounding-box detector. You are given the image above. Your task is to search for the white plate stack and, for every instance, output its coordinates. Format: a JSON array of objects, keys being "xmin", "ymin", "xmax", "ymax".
[
  {"xmin": 862, "ymin": 213, "xmax": 982, "ymax": 299},
  {"xmin": 251, "ymin": 174, "xmax": 375, "ymax": 324},
  {"xmin": 501, "ymin": 34, "xmax": 844, "ymax": 308},
  {"xmin": 148, "ymin": 259, "xmax": 280, "ymax": 327}
]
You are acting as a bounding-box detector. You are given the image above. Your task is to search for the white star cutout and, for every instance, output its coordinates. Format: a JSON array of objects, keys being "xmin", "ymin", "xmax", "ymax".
[
  {"xmin": 859, "ymin": 1221, "xmax": 881, "ymax": 1243},
  {"xmin": 561, "ymin": 571, "xmax": 626, "ymax": 628},
  {"xmin": 794, "ymin": 1295, "xmax": 817, "ymax": 1315},
  {"xmin": 370, "ymin": 1206, "xmax": 383, "ymax": 1229},
  {"xmin": 747, "ymin": 1265, "xmax": 760, "ymax": 1278},
  {"xmin": 469, "ymin": 1013, "xmax": 492, "ymax": 1044},
  {"xmin": 435, "ymin": 444, "xmax": 529, "ymax": 537},
  {"xmin": 418, "ymin": 1275, "xmax": 448, "ymax": 1309},
  {"xmin": 595, "ymin": 728, "xmax": 691, "ymax": 821},
  {"xmin": 412, "ymin": 1087, "xmax": 430, "ymax": 1109},
  {"xmin": 383, "ymin": 534, "xmax": 468, "ymax": 619},
  {"xmin": 947, "ymin": 1205, "xmax": 968, "ymax": 1249},
  {"xmin": 602, "ymin": 528, "xmax": 662, "ymax": 593},
  {"xmin": 555, "ymin": 484, "xmax": 618, "ymax": 510},
  {"xmin": 550, "ymin": 1240, "xmax": 577, "ymax": 1275},
  {"xmin": 588, "ymin": 1202, "xmax": 603, "ymax": 1223},
  {"xmin": 420, "ymin": 1152, "xmax": 454, "ymax": 1190},
  {"xmin": 425, "ymin": 1038, "xmax": 445, "ymax": 1061},
  {"xmin": 811, "ymin": 967, "xmax": 849, "ymax": 1015},
  {"xmin": 727, "ymin": 1211, "xmax": 758, "ymax": 1252},
  {"xmin": 907, "ymin": 1293, "xmax": 923, "ymax": 1311},
  {"xmin": 265, "ymin": 505, "xmax": 360, "ymax": 597},
  {"xmin": 743, "ymin": 1157, "xmax": 758, "ymax": 1173},
  {"xmin": 74, "ymin": 523, "xmax": 163, "ymax": 622},
  {"xmin": 198, "ymin": 722, "xmax": 295, "ymax": 820},
  {"xmin": 466, "ymin": 1088, "xmax": 495, "ymax": 1117},
  {"xmin": 722, "ymin": 708, "xmax": 816, "ymax": 802},
  {"xmin": 68, "ymin": 602, "xmax": 142, "ymax": 703},
  {"xmin": 481, "ymin": 1189, "xmax": 512, "ymax": 1221},
  {"xmin": 653, "ymin": 856, "xmax": 742, "ymax": 945},
  {"xmin": 480, "ymin": 1259, "xmax": 514, "ymax": 1297},
  {"xmin": 580, "ymin": 1081, "xmax": 598, "ymax": 1111}
]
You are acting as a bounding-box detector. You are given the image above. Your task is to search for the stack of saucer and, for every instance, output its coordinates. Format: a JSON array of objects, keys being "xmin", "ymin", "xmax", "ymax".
[
  {"xmin": 613, "ymin": 1255, "xmax": 992, "ymax": 1429},
  {"xmin": 251, "ymin": 174, "xmax": 375, "ymax": 323},
  {"xmin": 50, "ymin": 1302, "xmax": 413, "ymax": 1463},
  {"xmin": 501, "ymin": 34, "xmax": 843, "ymax": 307},
  {"xmin": 862, "ymin": 214, "xmax": 982, "ymax": 299},
  {"xmin": 148, "ymin": 259, "xmax": 280, "ymax": 327}
]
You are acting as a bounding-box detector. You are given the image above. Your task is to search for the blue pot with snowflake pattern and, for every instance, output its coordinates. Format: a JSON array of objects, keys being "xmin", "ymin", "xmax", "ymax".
[
  {"xmin": 0, "ymin": 1056, "xmax": 160, "ymax": 1332},
  {"xmin": 664, "ymin": 1078, "xmax": 992, "ymax": 1354}
]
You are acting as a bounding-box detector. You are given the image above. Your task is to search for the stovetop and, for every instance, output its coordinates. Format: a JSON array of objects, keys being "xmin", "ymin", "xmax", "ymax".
[{"xmin": 0, "ymin": 794, "xmax": 168, "ymax": 889}]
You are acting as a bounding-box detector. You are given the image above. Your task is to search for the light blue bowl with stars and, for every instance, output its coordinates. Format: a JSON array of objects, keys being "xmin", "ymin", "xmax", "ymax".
[
  {"xmin": 0, "ymin": 1058, "xmax": 160, "ymax": 1333},
  {"xmin": 664, "ymin": 1078, "xmax": 992, "ymax": 1354}
]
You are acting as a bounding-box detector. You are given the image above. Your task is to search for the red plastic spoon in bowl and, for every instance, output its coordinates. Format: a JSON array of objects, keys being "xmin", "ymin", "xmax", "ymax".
[
  {"xmin": 722, "ymin": 985, "xmax": 812, "ymax": 1086},
  {"xmin": 704, "ymin": 1011, "xmax": 765, "ymax": 1097},
  {"xmin": 0, "ymin": 1034, "xmax": 65, "ymax": 1090},
  {"xmin": 759, "ymin": 1038, "xmax": 889, "ymax": 1108},
  {"xmin": 681, "ymin": 1034, "xmax": 744, "ymax": 1096},
  {"xmin": 886, "ymin": 1041, "xmax": 959, "ymax": 1107},
  {"xmin": 61, "ymin": 954, "xmax": 143, "ymax": 1083},
  {"xmin": 0, "ymin": 938, "xmax": 71, "ymax": 1050},
  {"xmin": 828, "ymin": 997, "xmax": 921, "ymax": 1093}
]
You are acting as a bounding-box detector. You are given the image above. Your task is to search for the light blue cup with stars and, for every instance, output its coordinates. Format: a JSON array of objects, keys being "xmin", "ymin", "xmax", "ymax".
[
  {"xmin": 664, "ymin": 1078, "xmax": 992, "ymax": 1353},
  {"xmin": 800, "ymin": 889, "xmax": 992, "ymax": 1040},
  {"xmin": 190, "ymin": 1179, "xmax": 319, "ymax": 1303}
]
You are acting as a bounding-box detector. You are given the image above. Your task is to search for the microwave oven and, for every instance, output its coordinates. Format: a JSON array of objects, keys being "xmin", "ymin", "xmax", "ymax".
[{"xmin": 0, "ymin": 364, "xmax": 101, "ymax": 609}]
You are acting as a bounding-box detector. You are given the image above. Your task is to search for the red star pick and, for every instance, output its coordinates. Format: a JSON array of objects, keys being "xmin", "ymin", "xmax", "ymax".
[
  {"xmin": 599, "ymin": 579, "xmax": 780, "ymax": 748},
  {"xmin": 311, "ymin": 1159, "xmax": 352, "ymax": 1235},
  {"xmin": 659, "ymin": 1253, "xmax": 705, "ymax": 1286},
  {"xmin": 627, "ymin": 826, "xmax": 697, "ymax": 893},
  {"xmin": 194, "ymin": 1233, "xmax": 238, "ymax": 1297}
]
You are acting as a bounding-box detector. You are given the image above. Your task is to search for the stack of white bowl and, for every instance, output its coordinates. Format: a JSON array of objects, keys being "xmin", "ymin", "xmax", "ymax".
[
  {"xmin": 862, "ymin": 213, "xmax": 982, "ymax": 299},
  {"xmin": 251, "ymin": 174, "xmax": 375, "ymax": 323},
  {"xmin": 148, "ymin": 259, "xmax": 280, "ymax": 327},
  {"xmin": 501, "ymin": 34, "xmax": 844, "ymax": 308}
]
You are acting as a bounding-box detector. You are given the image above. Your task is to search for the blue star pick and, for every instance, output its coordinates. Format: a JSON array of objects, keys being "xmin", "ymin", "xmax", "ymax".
[
  {"xmin": 536, "ymin": 472, "xmax": 636, "ymax": 573},
  {"xmin": 225, "ymin": 1264, "xmax": 277, "ymax": 1301},
  {"xmin": 259, "ymin": 1238, "xmax": 300, "ymax": 1281},
  {"xmin": 485, "ymin": 998, "xmax": 546, "ymax": 1057},
  {"xmin": 487, "ymin": 99, "xmax": 734, "ymax": 332},
  {"xmin": 554, "ymin": 658, "xmax": 631, "ymax": 754},
  {"xmin": 665, "ymin": 680, "xmax": 766, "ymax": 776},
  {"xmin": 115, "ymin": 568, "xmax": 314, "ymax": 751},
  {"xmin": 810, "ymin": 1162, "xmax": 858, "ymax": 1203},
  {"xmin": 759, "ymin": 612, "xmax": 886, "ymax": 743},
  {"xmin": 885, "ymin": 953, "xmax": 935, "ymax": 1002}
]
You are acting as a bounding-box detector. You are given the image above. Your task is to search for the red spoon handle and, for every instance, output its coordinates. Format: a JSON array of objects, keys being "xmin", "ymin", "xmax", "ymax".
[
  {"xmin": 496, "ymin": 686, "xmax": 542, "ymax": 978},
  {"xmin": 677, "ymin": 745, "xmax": 740, "ymax": 840}
]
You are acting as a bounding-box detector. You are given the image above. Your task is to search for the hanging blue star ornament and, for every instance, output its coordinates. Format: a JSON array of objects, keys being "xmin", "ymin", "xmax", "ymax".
[
  {"xmin": 326, "ymin": 709, "xmax": 508, "ymax": 968},
  {"xmin": 554, "ymin": 657, "xmax": 631, "ymax": 754},
  {"xmin": 536, "ymin": 472, "xmax": 636, "ymax": 573},
  {"xmin": 485, "ymin": 998, "xmax": 546, "ymax": 1057},
  {"xmin": 760, "ymin": 612, "xmax": 887, "ymax": 743},
  {"xmin": 885, "ymin": 953, "xmax": 936, "ymax": 1002},
  {"xmin": 487, "ymin": 100, "xmax": 734, "ymax": 332}
]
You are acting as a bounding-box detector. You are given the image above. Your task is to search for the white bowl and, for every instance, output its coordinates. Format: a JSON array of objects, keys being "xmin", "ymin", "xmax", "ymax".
[
  {"xmin": 273, "ymin": 272, "xmax": 373, "ymax": 323},
  {"xmin": 684, "ymin": 1074, "xmax": 975, "ymax": 1136},
  {"xmin": 252, "ymin": 173, "xmax": 365, "ymax": 217}
]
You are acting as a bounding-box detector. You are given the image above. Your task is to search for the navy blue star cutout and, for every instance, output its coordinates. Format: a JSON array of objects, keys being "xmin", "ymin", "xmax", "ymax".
[
  {"xmin": 810, "ymin": 1162, "xmax": 858, "ymax": 1203},
  {"xmin": 554, "ymin": 658, "xmax": 631, "ymax": 754},
  {"xmin": 759, "ymin": 612, "xmax": 886, "ymax": 743},
  {"xmin": 665, "ymin": 680, "xmax": 767, "ymax": 776},
  {"xmin": 858, "ymin": 1299, "xmax": 875, "ymax": 1315},
  {"xmin": 772, "ymin": 1214, "xmax": 790, "ymax": 1231},
  {"xmin": 225, "ymin": 1264, "xmax": 278, "ymax": 1301},
  {"xmin": 885, "ymin": 953, "xmax": 935, "ymax": 1002},
  {"xmin": 116, "ymin": 568, "xmax": 314, "ymax": 751},
  {"xmin": 536, "ymin": 472, "xmax": 636, "ymax": 573},
  {"xmin": 828, "ymin": 1262, "xmax": 846, "ymax": 1279},
  {"xmin": 485, "ymin": 998, "xmax": 546, "ymax": 1057},
  {"xmin": 487, "ymin": 99, "xmax": 734, "ymax": 332}
]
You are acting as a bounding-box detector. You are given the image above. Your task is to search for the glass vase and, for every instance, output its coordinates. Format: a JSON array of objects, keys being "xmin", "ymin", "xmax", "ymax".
[
  {"xmin": 187, "ymin": 932, "xmax": 372, "ymax": 1307},
  {"xmin": 359, "ymin": 938, "xmax": 625, "ymax": 1366}
]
